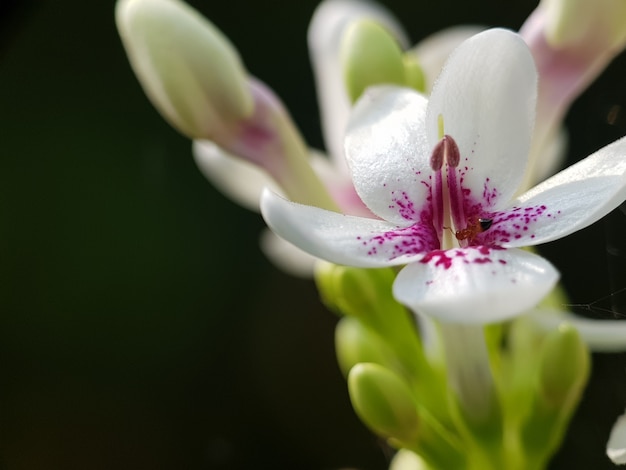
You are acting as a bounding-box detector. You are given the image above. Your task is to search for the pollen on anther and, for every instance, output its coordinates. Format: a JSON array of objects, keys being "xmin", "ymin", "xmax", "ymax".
[
  {"xmin": 430, "ymin": 139, "xmax": 445, "ymax": 170},
  {"xmin": 443, "ymin": 135, "xmax": 460, "ymax": 167}
]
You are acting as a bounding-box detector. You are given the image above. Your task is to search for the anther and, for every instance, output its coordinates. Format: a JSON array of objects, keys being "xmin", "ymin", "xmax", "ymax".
[
  {"xmin": 443, "ymin": 135, "xmax": 460, "ymax": 167},
  {"xmin": 430, "ymin": 138, "xmax": 445, "ymax": 170},
  {"xmin": 430, "ymin": 135, "xmax": 460, "ymax": 171}
]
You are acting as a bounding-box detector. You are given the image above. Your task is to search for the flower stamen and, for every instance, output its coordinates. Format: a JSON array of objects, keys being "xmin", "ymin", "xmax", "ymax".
[{"xmin": 429, "ymin": 134, "xmax": 461, "ymax": 170}]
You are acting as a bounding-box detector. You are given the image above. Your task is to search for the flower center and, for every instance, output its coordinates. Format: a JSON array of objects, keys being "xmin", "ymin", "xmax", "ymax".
[{"xmin": 429, "ymin": 119, "xmax": 494, "ymax": 250}]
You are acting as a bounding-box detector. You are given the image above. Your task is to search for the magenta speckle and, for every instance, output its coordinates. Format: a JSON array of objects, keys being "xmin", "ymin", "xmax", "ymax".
[
  {"xmin": 389, "ymin": 190, "xmax": 418, "ymax": 221},
  {"xmin": 359, "ymin": 218, "xmax": 439, "ymax": 261},
  {"xmin": 419, "ymin": 245, "xmax": 507, "ymax": 270},
  {"xmin": 474, "ymin": 204, "xmax": 556, "ymax": 246},
  {"xmin": 420, "ymin": 250, "xmax": 454, "ymax": 269}
]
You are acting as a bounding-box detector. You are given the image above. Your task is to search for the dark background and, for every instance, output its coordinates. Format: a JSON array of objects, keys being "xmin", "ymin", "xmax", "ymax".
[{"xmin": 1, "ymin": 0, "xmax": 626, "ymax": 469}]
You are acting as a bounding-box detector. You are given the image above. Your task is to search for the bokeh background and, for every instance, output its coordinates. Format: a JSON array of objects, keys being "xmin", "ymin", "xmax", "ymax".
[{"xmin": 1, "ymin": 0, "xmax": 626, "ymax": 468}]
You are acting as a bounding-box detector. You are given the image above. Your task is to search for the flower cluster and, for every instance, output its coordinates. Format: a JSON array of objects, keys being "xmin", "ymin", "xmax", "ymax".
[{"xmin": 116, "ymin": 0, "xmax": 626, "ymax": 467}]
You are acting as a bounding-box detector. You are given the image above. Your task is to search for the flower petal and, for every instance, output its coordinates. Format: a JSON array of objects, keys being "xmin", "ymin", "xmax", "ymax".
[
  {"xmin": 259, "ymin": 229, "xmax": 317, "ymax": 278},
  {"xmin": 345, "ymin": 86, "xmax": 432, "ymax": 225},
  {"xmin": 425, "ymin": 28, "xmax": 537, "ymax": 210},
  {"xmin": 261, "ymin": 189, "xmax": 437, "ymax": 267},
  {"xmin": 528, "ymin": 309, "xmax": 626, "ymax": 353},
  {"xmin": 308, "ymin": 0, "xmax": 409, "ymax": 165},
  {"xmin": 608, "ymin": 410, "xmax": 626, "ymax": 464},
  {"xmin": 500, "ymin": 135, "xmax": 626, "ymax": 248},
  {"xmin": 192, "ymin": 139, "xmax": 281, "ymax": 212},
  {"xmin": 393, "ymin": 247, "xmax": 559, "ymax": 324},
  {"xmin": 408, "ymin": 25, "xmax": 485, "ymax": 92}
]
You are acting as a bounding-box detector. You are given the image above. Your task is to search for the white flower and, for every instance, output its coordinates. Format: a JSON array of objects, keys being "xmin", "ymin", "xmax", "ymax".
[{"xmin": 261, "ymin": 28, "xmax": 626, "ymax": 324}]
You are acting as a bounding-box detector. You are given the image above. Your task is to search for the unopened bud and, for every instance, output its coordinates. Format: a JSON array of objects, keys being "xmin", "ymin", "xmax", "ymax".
[
  {"xmin": 541, "ymin": 0, "xmax": 626, "ymax": 51},
  {"xmin": 341, "ymin": 19, "xmax": 417, "ymax": 103},
  {"xmin": 314, "ymin": 261, "xmax": 396, "ymax": 321},
  {"xmin": 538, "ymin": 323, "xmax": 589, "ymax": 408},
  {"xmin": 348, "ymin": 363, "xmax": 420, "ymax": 444},
  {"xmin": 116, "ymin": 0, "xmax": 253, "ymax": 140},
  {"xmin": 335, "ymin": 317, "xmax": 396, "ymax": 377}
]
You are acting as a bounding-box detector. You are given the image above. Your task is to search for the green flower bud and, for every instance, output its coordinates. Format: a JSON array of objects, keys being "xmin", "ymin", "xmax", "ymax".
[
  {"xmin": 341, "ymin": 19, "xmax": 407, "ymax": 103},
  {"xmin": 520, "ymin": 323, "xmax": 590, "ymax": 463},
  {"xmin": 315, "ymin": 262, "xmax": 435, "ymax": 384},
  {"xmin": 402, "ymin": 55, "xmax": 426, "ymax": 93},
  {"xmin": 348, "ymin": 363, "xmax": 420, "ymax": 444},
  {"xmin": 541, "ymin": 0, "xmax": 626, "ymax": 51},
  {"xmin": 335, "ymin": 317, "xmax": 397, "ymax": 377},
  {"xmin": 349, "ymin": 364, "xmax": 464, "ymax": 468},
  {"xmin": 116, "ymin": 0, "xmax": 253, "ymax": 140},
  {"xmin": 538, "ymin": 323, "xmax": 589, "ymax": 409},
  {"xmin": 314, "ymin": 261, "xmax": 396, "ymax": 321}
]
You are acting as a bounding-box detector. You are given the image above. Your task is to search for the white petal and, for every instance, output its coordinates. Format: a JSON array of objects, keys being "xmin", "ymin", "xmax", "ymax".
[
  {"xmin": 608, "ymin": 410, "xmax": 626, "ymax": 464},
  {"xmin": 261, "ymin": 189, "xmax": 438, "ymax": 267},
  {"xmin": 345, "ymin": 86, "xmax": 432, "ymax": 225},
  {"xmin": 408, "ymin": 25, "xmax": 485, "ymax": 92},
  {"xmin": 528, "ymin": 310, "xmax": 626, "ymax": 353},
  {"xmin": 308, "ymin": 0, "xmax": 409, "ymax": 166},
  {"xmin": 193, "ymin": 142, "xmax": 361, "ymax": 216},
  {"xmin": 426, "ymin": 28, "xmax": 537, "ymax": 210},
  {"xmin": 192, "ymin": 140, "xmax": 280, "ymax": 212},
  {"xmin": 259, "ymin": 229, "xmax": 317, "ymax": 278},
  {"xmin": 504, "ymin": 135, "xmax": 626, "ymax": 247},
  {"xmin": 393, "ymin": 247, "xmax": 559, "ymax": 324}
]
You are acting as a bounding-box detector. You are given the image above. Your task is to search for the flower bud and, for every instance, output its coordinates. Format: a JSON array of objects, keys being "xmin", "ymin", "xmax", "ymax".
[
  {"xmin": 540, "ymin": 0, "xmax": 626, "ymax": 51},
  {"xmin": 402, "ymin": 55, "xmax": 426, "ymax": 94},
  {"xmin": 335, "ymin": 316, "xmax": 396, "ymax": 377},
  {"xmin": 116, "ymin": 0, "xmax": 253, "ymax": 140},
  {"xmin": 520, "ymin": 323, "xmax": 590, "ymax": 461},
  {"xmin": 341, "ymin": 19, "xmax": 407, "ymax": 103},
  {"xmin": 315, "ymin": 262, "xmax": 433, "ymax": 383},
  {"xmin": 520, "ymin": 0, "xmax": 626, "ymax": 189},
  {"xmin": 538, "ymin": 323, "xmax": 589, "ymax": 409},
  {"xmin": 348, "ymin": 363, "xmax": 420, "ymax": 444},
  {"xmin": 348, "ymin": 363, "xmax": 464, "ymax": 468},
  {"xmin": 314, "ymin": 261, "xmax": 396, "ymax": 321}
]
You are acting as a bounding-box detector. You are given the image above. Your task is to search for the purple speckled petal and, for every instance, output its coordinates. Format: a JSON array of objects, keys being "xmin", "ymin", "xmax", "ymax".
[
  {"xmin": 499, "ymin": 135, "xmax": 626, "ymax": 248},
  {"xmin": 393, "ymin": 247, "xmax": 559, "ymax": 324},
  {"xmin": 261, "ymin": 189, "xmax": 439, "ymax": 267},
  {"xmin": 345, "ymin": 86, "xmax": 432, "ymax": 226},
  {"xmin": 426, "ymin": 29, "xmax": 537, "ymax": 211}
]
